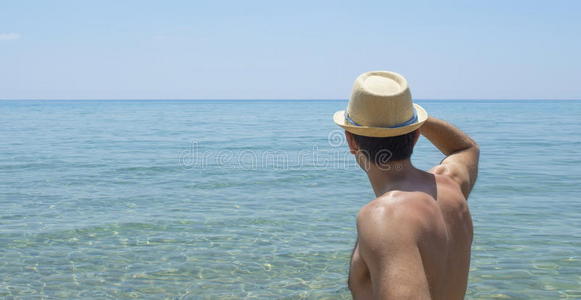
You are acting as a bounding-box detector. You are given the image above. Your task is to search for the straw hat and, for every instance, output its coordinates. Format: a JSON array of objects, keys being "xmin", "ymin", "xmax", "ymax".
[{"xmin": 333, "ymin": 71, "xmax": 428, "ymax": 137}]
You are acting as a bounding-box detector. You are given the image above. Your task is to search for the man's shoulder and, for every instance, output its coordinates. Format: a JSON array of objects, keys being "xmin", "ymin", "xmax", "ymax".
[
  {"xmin": 357, "ymin": 191, "xmax": 442, "ymax": 239},
  {"xmin": 429, "ymin": 169, "xmax": 469, "ymax": 203},
  {"xmin": 430, "ymin": 155, "xmax": 479, "ymax": 199},
  {"xmin": 431, "ymin": 167, "xmax": 466, "ymax": 191}
]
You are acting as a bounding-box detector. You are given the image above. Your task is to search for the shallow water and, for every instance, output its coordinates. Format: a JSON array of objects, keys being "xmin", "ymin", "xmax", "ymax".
[{"xmin": 0, "ymin": 100, "xmax": 580, "ymax": 299}]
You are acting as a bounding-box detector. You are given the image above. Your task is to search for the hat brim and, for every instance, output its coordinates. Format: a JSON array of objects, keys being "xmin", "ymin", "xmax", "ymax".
[{"xmin": 333, "ymin": 103, "xmax": 428, "ymax": 137}]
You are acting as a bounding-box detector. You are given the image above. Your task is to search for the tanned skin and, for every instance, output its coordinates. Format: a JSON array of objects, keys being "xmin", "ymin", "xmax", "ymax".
[{"xmin": 347, "ymin": 116, "xmax": 479, "ymax": 300}]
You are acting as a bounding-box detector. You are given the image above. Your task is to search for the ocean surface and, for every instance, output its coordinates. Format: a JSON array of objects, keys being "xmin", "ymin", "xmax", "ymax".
[{"xmin": 0, "ymin": 100, "xmax": 580, "ymax": 299}]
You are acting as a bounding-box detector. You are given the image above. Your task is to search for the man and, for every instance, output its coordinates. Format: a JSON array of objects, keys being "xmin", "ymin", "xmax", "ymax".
[{"xmin": 332, "ymin": 71, "xmax": 479, "ymax": 299}]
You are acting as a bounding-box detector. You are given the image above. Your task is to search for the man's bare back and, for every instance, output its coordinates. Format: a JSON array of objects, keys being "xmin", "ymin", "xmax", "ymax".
[
  {"xmin": 348, "ymin": 172, "xmax": 473, "ymax": 300},
  {"xmin": 344, "ymin": 116, "xmax": 479, "ymax": 299}
]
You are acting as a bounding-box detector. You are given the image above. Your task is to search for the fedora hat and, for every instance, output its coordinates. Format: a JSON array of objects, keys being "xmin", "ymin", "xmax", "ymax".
[{"xmin": 333, "ymin": 71, "xmax": 428, "ymax": 137}]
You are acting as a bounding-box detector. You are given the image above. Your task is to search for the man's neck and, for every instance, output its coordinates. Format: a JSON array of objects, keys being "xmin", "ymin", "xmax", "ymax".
[{"xmin": 365, "ymin": 159, "xmax": 426, "ymax": 197}]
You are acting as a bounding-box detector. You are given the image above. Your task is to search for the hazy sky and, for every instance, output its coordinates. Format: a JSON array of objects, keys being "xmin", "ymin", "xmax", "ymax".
[{"xmin": 1, "ymin": 1, "xmax": 580, "ymax": 100}]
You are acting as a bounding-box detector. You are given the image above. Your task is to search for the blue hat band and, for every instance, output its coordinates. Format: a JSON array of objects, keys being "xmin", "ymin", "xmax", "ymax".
[{"xmin": 345, "ymin": 110, "xmax": 418, "ymax": 128}]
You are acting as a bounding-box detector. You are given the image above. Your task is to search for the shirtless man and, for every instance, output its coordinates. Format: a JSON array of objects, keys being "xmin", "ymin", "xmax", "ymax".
[{"xmin": 332, "ymin": 71, "xmax": 479, "ymax": 299}]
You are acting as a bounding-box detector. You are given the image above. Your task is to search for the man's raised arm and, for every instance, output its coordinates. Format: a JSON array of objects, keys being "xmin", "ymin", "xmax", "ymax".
[{"xmin": 420, "ymin": 116, "xmax": 480, "ymax": 198}]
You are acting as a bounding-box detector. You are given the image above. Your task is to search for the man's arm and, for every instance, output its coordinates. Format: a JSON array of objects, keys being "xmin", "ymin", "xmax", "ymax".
[
  {"xmin": 420, "ymin": 116, "xmax": 480, "ymax": 198},
  {"xmin": 357, "ymin": 201, "xmax": 432, "ymax": 300}
]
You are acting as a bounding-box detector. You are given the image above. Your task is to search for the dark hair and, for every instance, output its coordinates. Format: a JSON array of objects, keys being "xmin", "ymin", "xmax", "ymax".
[{"xmin": 351, "ymin": 130, "xmax": 418, "ymax": 164}]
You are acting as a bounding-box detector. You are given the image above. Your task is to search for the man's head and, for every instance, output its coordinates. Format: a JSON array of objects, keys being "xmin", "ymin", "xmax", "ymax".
[
  {"xmin": 332, "ymin": 71, "xmax": 428, "ymax": 169},
  {"xmin": 345, "ymin": 129, "xmax": 420, "ymax": 169}
]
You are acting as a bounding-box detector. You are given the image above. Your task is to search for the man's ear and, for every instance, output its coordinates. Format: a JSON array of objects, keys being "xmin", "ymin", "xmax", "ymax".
[
  {"xmin": 345, "ymin": 131, "xmax": 359, "ymax": 154},
  {"xmin": 412, "ymin": 129, "xmax": 421, "ymax": 146}
]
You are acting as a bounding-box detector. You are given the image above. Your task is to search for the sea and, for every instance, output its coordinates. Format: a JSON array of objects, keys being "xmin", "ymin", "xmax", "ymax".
[{"xmin": 0, "ymin": 100, "xmax": 580, "ymax": 299}]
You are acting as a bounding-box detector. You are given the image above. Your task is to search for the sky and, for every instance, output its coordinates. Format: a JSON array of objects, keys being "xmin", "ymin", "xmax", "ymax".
[{"xmin": 1, "ymin": 0, "xmax": 580, "ymax": 100}]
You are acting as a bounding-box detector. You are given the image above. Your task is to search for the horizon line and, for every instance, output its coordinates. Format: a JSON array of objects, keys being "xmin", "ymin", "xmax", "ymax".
[{"xmin": 1, "ymin": 98, "xmax": 580, "ymax": 101}]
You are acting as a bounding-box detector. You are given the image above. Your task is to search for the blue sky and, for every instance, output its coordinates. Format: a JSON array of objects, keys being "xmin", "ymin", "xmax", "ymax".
[{"xmin": 1, "ymin": 0, "xmax": 580, "ymax": 100}]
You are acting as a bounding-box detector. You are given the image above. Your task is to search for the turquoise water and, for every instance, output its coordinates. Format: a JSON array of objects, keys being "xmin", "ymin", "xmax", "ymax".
[{"xmin": 0, "ymin": 100, "xmax": 580, "ymax": 299}]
